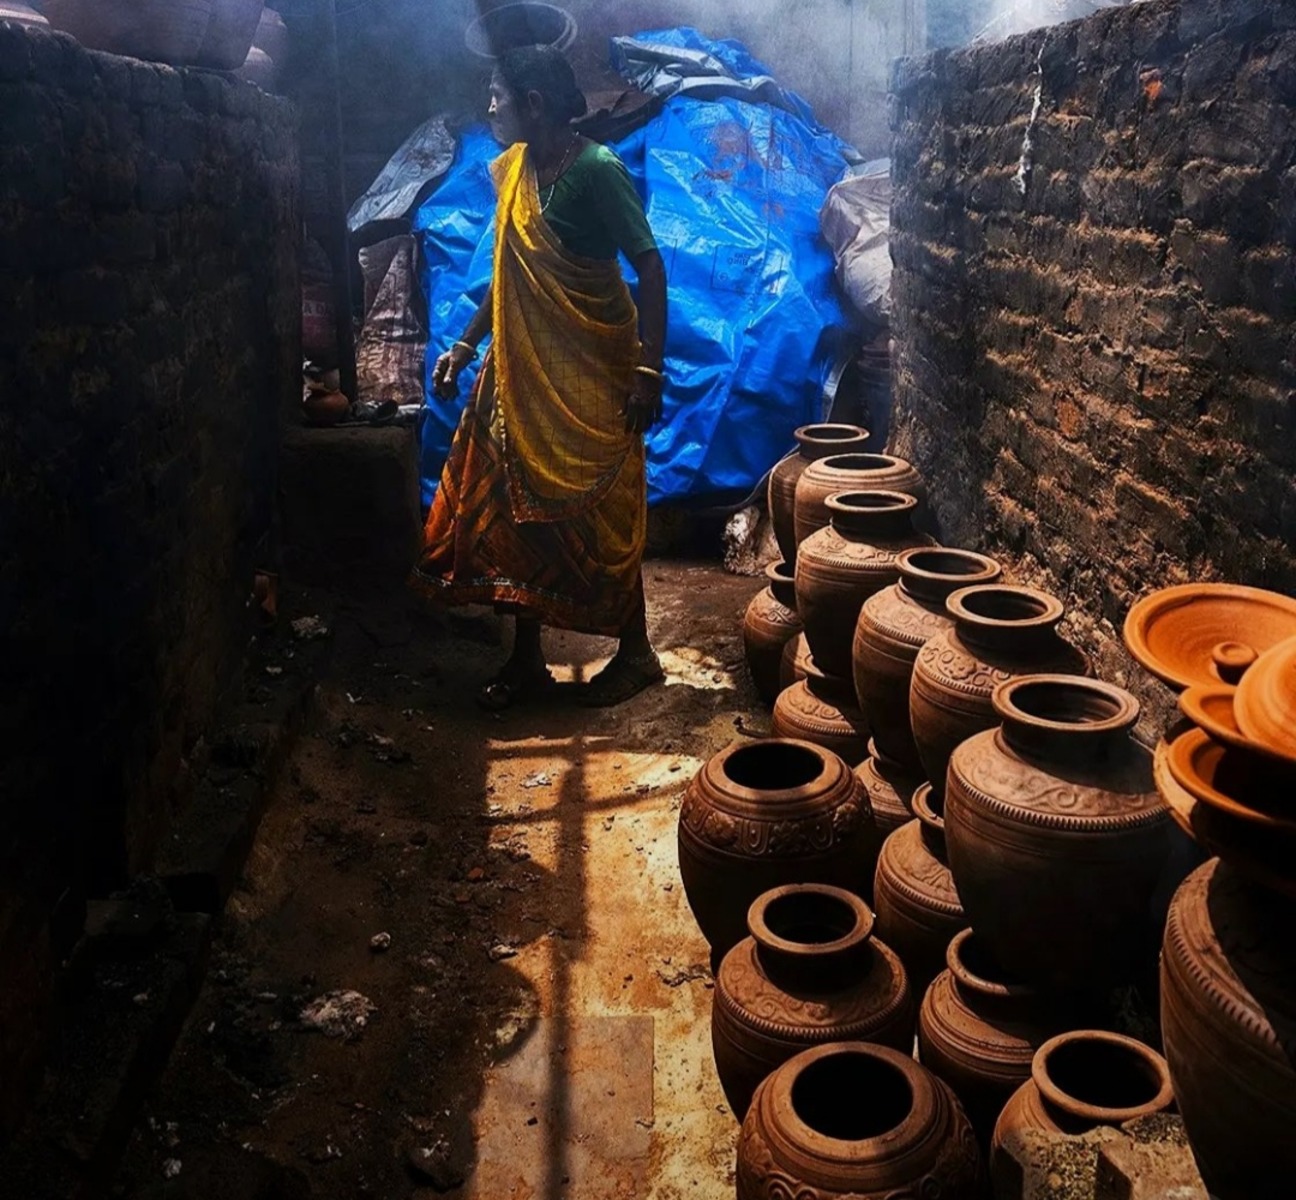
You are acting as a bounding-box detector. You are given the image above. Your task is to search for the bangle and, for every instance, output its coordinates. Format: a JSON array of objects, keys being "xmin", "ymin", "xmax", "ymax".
[
  {"xmin": 454, "ymin": 340, "xmax": 478, "ymax": 359},
  {"xmin": 633, "ymin": 364, "xmax": 664, "ymax": 381}
]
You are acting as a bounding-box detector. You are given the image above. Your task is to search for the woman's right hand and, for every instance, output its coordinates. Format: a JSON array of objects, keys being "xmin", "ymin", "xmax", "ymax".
[{"xmin": 432, "ymin": 343, "xmax": 475, "ymax": 400}]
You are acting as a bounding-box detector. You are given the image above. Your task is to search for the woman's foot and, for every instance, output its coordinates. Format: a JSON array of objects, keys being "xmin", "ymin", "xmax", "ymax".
[
  {"xmin": 578, "ymin": 647, "xmax": 665, "ymax": 707},
  {"xmin": 476, "ymin": 661, "xmax": 556, "ymax": 711}
]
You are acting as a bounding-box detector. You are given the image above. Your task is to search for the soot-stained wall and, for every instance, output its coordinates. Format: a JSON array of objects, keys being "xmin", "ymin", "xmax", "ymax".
[
  {"xmin": 0, "ymin": 21, "xmax": 299, "ymax": 1131},
  {"xmin": 889, "ymin": 0, "xmax": 1296, "ymax": 721}
]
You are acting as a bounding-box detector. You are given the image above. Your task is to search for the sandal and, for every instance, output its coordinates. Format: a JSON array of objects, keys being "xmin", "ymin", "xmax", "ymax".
[
  {"xmin": 475, "ymin": 665, "xmax": 556, "ymax": 712},
  {"xmin": 578, "ymin": 650, "xmax": 665, "ymax": 708}
]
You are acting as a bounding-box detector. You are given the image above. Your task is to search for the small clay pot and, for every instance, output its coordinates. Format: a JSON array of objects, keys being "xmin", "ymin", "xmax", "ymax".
[
  {"xmin": 742, "ymin": 561, "xmax": 802, "ymax": 706},
  {"xmin": 737, "ymin": 1042, "xmax": 983, "ymax": 1199},
  {"xmin": 795, "ymin": 491, "xmax": 933, "ymax": 680},
  {"xmin": 302, "ymin": 390, "xmax": 350, "ymax": 426},
  {"xmin": 854, "ymin": 741, "xmax": 921, "ymax": 836},
  {"xmin": 678, "ymin": 739, "xmax": 875, "ymax": 959},
  {"xmin": 713, "ymin": 885, "xmax": 913, "ymax": 1120},
  {"xmin": 854, "ymin": 547, "xmax": 1002, "ymax": 772},
  {"xmin": 767, "ymin": 424, "xmax": 869, "ymax": 566},
  {"xmin": 991, "ymin": 1032, "xmax": 1174, "ymax": 1192},
  {"xmin": 919, "ymin": 929, "xmax": 1077, "ymax": 1144},
  {"xmin": 873, "ymin": 783, "xmax": 967, "ymax": 998},
  {"xmin": 793, "ymin": 452, "xmax": 925, "ymax": 549},
  {"xmin": 945, "ymin": 675, "xmax": 1171, "ymax": 992},
  {"xmin": 772, "ymin": 658, "xmax": 870, "ymax": 767},
  {"xmin": 779, "ymin": 632, "xmax": 813, "ymax": 690},
  {"xmin": 910, "ymin": 584, "xmax": 1089, "ymax": 799},
  {"xmin": 1160, "ymin": 859, "xmax": 1296, "ymax": 1198}
]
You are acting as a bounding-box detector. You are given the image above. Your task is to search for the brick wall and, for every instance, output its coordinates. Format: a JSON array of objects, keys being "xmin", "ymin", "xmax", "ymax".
[
  {"xmin": 0, "ymin": 22, "xmax": 299, "ymax": 1132},
  {"xmin": 889, "ymin": 0, "xmax": 1296, "ymax": 723}
]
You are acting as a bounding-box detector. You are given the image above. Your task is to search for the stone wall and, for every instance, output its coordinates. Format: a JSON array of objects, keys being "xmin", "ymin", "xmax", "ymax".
[
  {"xmin": 0, "ymin": 21, "xmax": 299, "ymax": 1133},
  {"xmin": 889, "ymin": 0, "xmax": 1296, "ymax": 721}
]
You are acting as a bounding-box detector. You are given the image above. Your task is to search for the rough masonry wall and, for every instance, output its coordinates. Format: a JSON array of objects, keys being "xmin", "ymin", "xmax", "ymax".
[
  {"xmin": 0, "ymin": 22, "xmax": 299, "ymax": 1131},
  {"xmin": 889, "ymin": 0, "xmax": 1296, "ymax": 717}
]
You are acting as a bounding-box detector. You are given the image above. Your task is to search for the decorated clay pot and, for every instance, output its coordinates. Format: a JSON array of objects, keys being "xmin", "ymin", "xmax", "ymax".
[
  {"xmin": 919, "ymin": 929, "xmax": 1078, "ymax": 1144},
  {"xmin": 873, "ymin": 783, "xmax": 966, "ymax": 998},
  {"xmin": 678, "ymin": 739, "xmax": 876, "ymax": 958},
  {"xmin": 767, "ymin": 424, "xmax": 869, "ymax": 566},
  {"xmin": 854, "ymin": 547, "xmax": 1002, "ymax": 772},
  {"xmin": 773, "ymin": 658, "xmax": 870, "ymax": 767},
  {"xmin": 779, "ymin": 632, "xmax": 813, "ymax": 690},
  {"xmin": 195, "ymin": 0, "xmax": 263, "ymax": 68},
  {"xmin": 1160, "ymin": 859, "xmax": 1296, "ymax": 1197},
  {"xmin": 737, "ymin": 1042, "xmax": 983, "ymax": 1199},
  {"xmin": 910, "ymin": 584, "xmax": 1089, "ymax": 799},
  {"xmin": 854, "ymin": 742, "xmax": 921, "ymax": 836},
  {"xmin": 743, "ymin": 562, "xmax": 802, "ymax": 706},
  {"xmin": 945, "ymin": 675, "xmax": 1171, "ymax": 991},
  {"xmin": 45, "ymin": 0, "xmax": 214, "ymax": 62},
  {"xmin": 713, "ymin": 885, "xmax": 913, "ymax": 1119},
  {"xmin": 991, "ymin": 1032, "xmax": 1174, "ymax": 1191},
  {"xmin": 795, "ymin": 492, "xmax": 933, "ymax": 680},
  {"xmin": 793, "ymin": 452, "xmax": 925, "ymax": 549}
]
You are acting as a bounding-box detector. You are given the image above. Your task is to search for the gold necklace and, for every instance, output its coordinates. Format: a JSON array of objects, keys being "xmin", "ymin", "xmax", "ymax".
[{"xmin": 539, "ymin": 136, "xmax": 580, "ymax": 214}]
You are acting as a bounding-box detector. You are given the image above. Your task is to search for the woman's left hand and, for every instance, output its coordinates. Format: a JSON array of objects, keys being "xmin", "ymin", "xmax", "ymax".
[{"xmin": 624, "ymin": 373, "xmax": 663, "ymax": 435}]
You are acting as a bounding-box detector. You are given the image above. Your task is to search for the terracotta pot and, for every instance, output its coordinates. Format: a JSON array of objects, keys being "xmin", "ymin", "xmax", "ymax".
[
  {"xmin": 195, "ymin": 0, "xmax": 263, "ymax": 68},
  {"xmin": 779, "ymin": 632, "xmax": 812, "ymax": 690},
  {"xmin": 767, "ymin": 424, "xmax": 869, "ymax": 567},
  {"xmin": 713, "ymin": 885, "xmax": 913, "ymax": 1119},
  {"xmin": 45, "ymin": 0, "xmax": 214, "ymax": 62},
  {"xmin": 793, "ymin": 452, "xmax": 925, "ymax": 549},
  {"xmin": 772, "ymin": 659, "xmax": 870, "ymax": 767},
  {"xmin": 945, "ymin": 675, "xmax": 1171, "ymax": 991},
  {"xmin": 737, "ymin": 1042, "xmax": 983, "ymax": 1200},
  {"xmin": 991, "ymin": 1032, "xmax": 1174, "ymax": 1191},
  {"xmin": 742, "ymin": 562, "xmax": 802, "ymax": 706},
  {"xmin": 464, "ymin": 0, "xmax": 577, "ymax": 58},
  {"xmin": 910, "ymin": 584, "xmax": 1089, "ymax": 799},
  {"xmin": 854, "ymin": 547, "xmax": 1002, "ymax": 772},
  {"xmin": 251, "ymin": 4, "xmax": 286, "ymax": 63},
  {"xmin": 919, "ymin": 929, "xmax": 1077, "ymax": 1144},
  {"xmin": 302, "ymin": 390, "xmax": 349, "ymax": 426},
  {"xmin": 854, "ymin": 742, "xmax": 920, "ymax": 837},
  {"xmin": 873, "ymin": 783, "xmax": 967, "ymax": 998},
  {"xmin": 0, "ymin": 2, "xmax": 48, "ymax": 28},
  {"xmin": 795, "ymin": 491, "xmax": 933, "ymax": 680},
  {"xmin": 678, "ymin": 739, "xmax": 876, "ymax": 958},
  {"xmin": 1161, "ymin": 859, "xmax": 1296, "ymax": 1198}
]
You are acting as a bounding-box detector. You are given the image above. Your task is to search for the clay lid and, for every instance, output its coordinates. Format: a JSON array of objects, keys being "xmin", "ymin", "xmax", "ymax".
[
  {"xmin": 1164, "ymin": 726, "xmax": 1296, "ymax": 833},
  {"xmin": 1234, "ymin": 634, "xmax": 1296, "ymax": 760},
  {"xmin": 1124, "ymin": 583, "xmax": 1296, "ymax": 692},
  {"xmin": 1179, "ymin": 683, "xmax": 1296, "ymax": 771}
]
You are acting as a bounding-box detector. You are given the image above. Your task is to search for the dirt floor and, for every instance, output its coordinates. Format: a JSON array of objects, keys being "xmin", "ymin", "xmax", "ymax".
[{"xmin": 113, "ymin": 559, "xmax": 770, "ymax": 1200}]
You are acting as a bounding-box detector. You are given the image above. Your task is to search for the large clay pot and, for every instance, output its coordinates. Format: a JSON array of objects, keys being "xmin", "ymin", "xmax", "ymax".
[
  {"xmin": 772, "ymin": 659, "xmax": 870, "ymax": 767},
  {"xmin": 767, "ymin": 424, "xmax": 869, "ymax": 566},
  {"xmin": 0, "ymin": 2, "xmax": 47, "ymax": 28},
  {"xmin": 713, "ymin": 885, "xmax": 913, "ymax": 1120},
  {"xmin": 991, "ymin": 1032, "xmax": 1174, "ymax": 1192},
  {"xmin": 779, "ymin": 632, "xmax": 812, "ymax": 690},
  {"xmin": 873, "ymin": 783, "xmax": 966, "ymax": 998},
  {"xmin": 910, "ymin": 584, "xmax": 1089, "ymax": 799},
  {"xmin": 737, "ymin": 1042, "xmax": 983, "ymax": 1200},
  {"xmin": 945, "ymin": 675, "xmax": 1171, "ymax": 991},
  {"xmin": 742, "ymin": 562, "xmax": 802, "ymax": 706},
  {"xmin": 795, "ymin": 491, "xmax": 933, "ymax": 680},
  {"xmin": 854, "ymin": 547, "xmax": 1002, "ymax": 771},
  {"xmin": 45, "ymin": 0, "xmax": 214, "ymax": 63},
  {"xmin": 195, "ymin": 0, "xmax": 263, "ymax": 68},
  {"xmin": 1160, "ymin": 859, "xmax": 1296, "ymax": 1198},
  {"xmin": 793, "ymin": 452, "xmax": 925, "ymax": 549},
  {"xmin": 678, "ymin": 739, "xmax": 876, "ymax": 959},
  {"xmin": 854, "ymin": 741, "xmax": 920, "ymax": 836},
  {"xmin": 919, "ymin": 929, "xmax": 1078, "ymax": 1144}
]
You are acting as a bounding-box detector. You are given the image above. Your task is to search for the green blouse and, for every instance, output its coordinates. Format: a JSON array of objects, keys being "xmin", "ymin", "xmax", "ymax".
[{"xmin": 538, "ymin": 143, "xmax": 658, "ymax": 263}]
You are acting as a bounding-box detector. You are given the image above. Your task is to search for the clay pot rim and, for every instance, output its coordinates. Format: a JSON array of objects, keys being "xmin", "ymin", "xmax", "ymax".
[
  {"xmin": 1164, "ymin": 725, "xmax": 1296, "ymax": 833},
  {"xmin": 897, "ymin": 546, "xmax": 1001, "ymax": 590},
  {"xmin": 945, "ymin": 928, "xmax": 1034, "ymax": 1001},
  {"xmin": 747, "ymin": 883, "xmax": 874, "ymax": 958},
  {"xmin": 823, "ymin": 489, "xmax": 918, "ymax": 517},
  {"xmin": 709, "ymin": 737, "xmax": 839, "ymax": 802},
  {"xmin": 765, "ymin": 560, "xmax": 796, "ymax": 587},
  {"xmin": 815, "ymin": 451, "xmax": 904, "ymax": 473},
  {"xmin": 1032, "ymin": 1031, "xmax": 1174, "ymax": 1126},
  {"xmin": 1179, "ymin": 682, "xmax": 1296, "ymax": 770},
  {"xmin": 793, "ymin": 422, "xmax": 870, "ymax": 453},
  {"xmin": 946, "ymin": 584, "xmax": 1064, "ymax": 630},
  {"xmin": 910, "ymin": 782, "xmax": 943, "ymax": 831},
  {"xmin": 991, "ymin": 674, "xmax": 1140, "ymax": 736}
]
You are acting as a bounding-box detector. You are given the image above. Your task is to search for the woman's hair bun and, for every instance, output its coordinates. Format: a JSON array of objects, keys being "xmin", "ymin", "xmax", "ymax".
[{"xmin": 497, "ymin": 45, "xmax": 587, "ymax": 124}]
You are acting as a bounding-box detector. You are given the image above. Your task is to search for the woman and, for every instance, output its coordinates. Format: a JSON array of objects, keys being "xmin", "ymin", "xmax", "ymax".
[{"xmin": 413, "ymin": 46, "xmax": 669, "ymax": 710}]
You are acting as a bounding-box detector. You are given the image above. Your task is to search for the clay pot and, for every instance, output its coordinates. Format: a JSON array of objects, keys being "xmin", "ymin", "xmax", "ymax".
[
  {"xmin": 779, "ymin": 632, "xmax": 812, "ymax": 690},
  {"xmin": 713, "ymin": 885, "xmax": 913, "ymax": 1119},
  {"xmin": 945, "ymin": 675, "xmax": 1171, "ymax": 992},
  {"xmin": 678, "ymin": 739, "xmax": 876, "ymax": 958},
  {"xmin": 854, "ymin": 742, "xmax": 920, "ymax": 837},
  {"xmin": 919, "ymin": 929, "xmax": 1076, "ymax": 1144},
  {"xmin": 737, "ymin": 1042, "xmax": 983, "ymax": 1200},
  {"xmin": 302, "ymin": 390, "xmax": 349, "ymax": 426},
  {"xmin": 0, "ymin": 2, "xmax": 48, "ymax": 28},
  {"xmin": 795, "ymin": 491, "xmax": 933, "ymax": 680},
  {"xmin": 250, "ymin": 4, "xmax": 286, "ymax": 64},
  {"xmin": 854, "ymin": 547, "xmax": 1002, "ymax": 772},
  {"xmin": 793, "ymin": 452, "xmax": 925, "ymax": 549},
  {"xmin": 772, "ymin": 659, "xmax": 870, "ymax": 767},
  {"xmin": 195, "ymin": 0, "xmax": 263, "ymax": 69},
  {"xmin": 1160, "ymin": 859, "xmax": 1296, "ymax": 1198},
  {"xmin": 991, "ymin": 1032, "xmax": 1174, "ymax": 1190},
  {"xmin": 767, "ymin": 424, "xmax": 869, "ymax": 567},
  {"xmin": 742, "ymin": 562, "xmax": 802, "ymax": 706},
  {"xmin": 873, "ymin": 783, "xmax": 966, "ymax": 998},
  {"xmin": 464, "ymin": 1, "xmax": 577, "ymax": 58},
  {"xmin": 45, "ymin": 0, "xmax": 214, "ymax": 62},
  {"xmin": 910, "ymin": 584, "xmax": 1088, "ymax": 799}
]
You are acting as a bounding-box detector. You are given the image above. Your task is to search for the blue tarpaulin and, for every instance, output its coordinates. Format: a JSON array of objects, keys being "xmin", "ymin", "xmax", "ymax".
[{"xmin": 413, "ymin": 30, "xmax": 855, "ymax": 509}]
